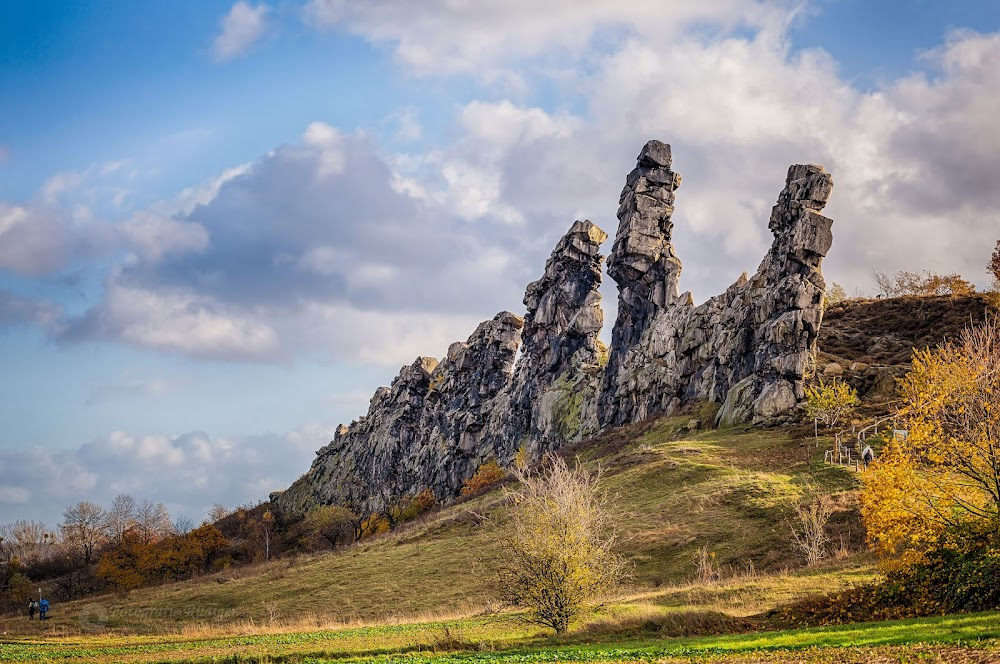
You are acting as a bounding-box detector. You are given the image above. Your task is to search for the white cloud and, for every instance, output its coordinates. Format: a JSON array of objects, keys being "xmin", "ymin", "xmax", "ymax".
[
  {"xmin": 60, "ymin": 279, "xmax": 282, "ymax": 361},
  {"xmin": 390, "ymin": 107, "xmax": 423, "ymax": 143},
  {"xmin": 213, "ymin": 1, "xmax": 270, "ymax": 62},
  {"xmin": 57, "ymin": 127, "xmax": 533, "ymax": 363},
  {"xmin": 460, "ymin": 100, "xmax": 578, "ymax": 149},
  {"xmin": 0, "ymin": 425, "xmax": 335, "ymax": 525},
  {"xmin": 119, "ymin": 212, "xmax": 209, "ymax": 263},
  {"xmin": 302, "ymin": 0, "xmax": 795, "ymax": 77},
  {"xmin": 0, "ymin": 201, "xmax": 115, "ymax": 277}
]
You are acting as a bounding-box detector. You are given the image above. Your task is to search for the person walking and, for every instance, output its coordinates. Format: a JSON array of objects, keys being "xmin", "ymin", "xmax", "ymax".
[
  {"xmin": 28, "ymin": 599, "xmax": 36, "ymax": 620},
  {"xmin": 39, "ymin": 598, "xmax": 49, "ymax": 620}
]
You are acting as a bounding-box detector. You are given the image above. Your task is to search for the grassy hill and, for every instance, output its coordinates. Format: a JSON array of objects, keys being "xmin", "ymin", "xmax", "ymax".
[
  {"xmin": 3, "ymin": 417, "xmax": 871, "ymax": 639},
  {"xmin": 819, "ymin": 294, "xmax": 989, "ymax": 366}
]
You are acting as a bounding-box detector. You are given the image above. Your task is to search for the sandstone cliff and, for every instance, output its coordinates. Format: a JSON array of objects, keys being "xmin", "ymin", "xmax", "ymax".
[{"xmin": 273, "ymin": 141, "xmax": 834, "ymax": 516}]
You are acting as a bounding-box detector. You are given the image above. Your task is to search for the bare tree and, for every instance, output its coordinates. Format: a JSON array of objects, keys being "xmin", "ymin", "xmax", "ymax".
[
  {"xmin": 1, "ymin": 520, "xmax": 51, "ymax": 564},
  {"xmin": 104, "ymin": 494, "xmax": 138, "ymax": 548},
  {"xmin": 172, "ymin": 515, "xmax": 195, "ymax": 535},
  {"xmin": 988, "ymin": 240, "xmax": 1000, "ymax": 289},
  {"xmin": 492, "ymin": 455, "xmax": 626, "ymax": 634},
  {"xmin": 206, "ymin": 503, "xmax": 230, "ymax": 524},
  {"xmin": 135, "ymin": 499, "xmax": 172, "ymax": 543},
  {"xmin": 790, "ymin": 493, "xmax": 836, "ymax": 566},
  {"xmin": 61, "ymin": 501, "xmax": 107, "ymax": 565}
]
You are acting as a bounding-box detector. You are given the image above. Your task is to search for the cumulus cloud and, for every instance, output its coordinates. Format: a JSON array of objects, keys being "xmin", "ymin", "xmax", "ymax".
[
  {"xmin": 214, "ymin": 1, "xmax": 270, "ymax": 62},
  {"xmin": 57, "ymin": 123, "xmax": 535, "ymax": 364},
  {"xmin": 302, "ymin": 0, "xmax": 796, "ymax": 77},
  {"xmin": 0, "ymin": 201, "xmax": 116, "ymax": 277},
  {"xmin": 0, "ymin": 425, "xmax": 331, "ymax": 525},
  {"xmin": 58, "ymin": 278, "xmax": 282, "ymax": 361},
  {"xmin": 0, "ymin": 290, "xmax": 60, "ymax": 328}
]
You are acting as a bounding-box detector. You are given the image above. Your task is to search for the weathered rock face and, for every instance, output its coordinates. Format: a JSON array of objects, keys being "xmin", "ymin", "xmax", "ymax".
[
  {"xmin": 599, "ymin": 148, "xmax": 834, "ymax": 427},
  {"xmin": 275, "ymin": 355, "xmax": 439, "ymax": 514},
  {"xmin": 409, "ymin": 312, "xmax": 523, "ymax": 497},
  {"xmin": 274, "ymin": 142, "xmax": 835, "ymax": 517},
  {"xmin": 274, "ymin": 220, "xmax": 609, "ymax": 515},
  {"xmin": 487, "ymin": 219, "xmax": 609, "ymax": 457}
]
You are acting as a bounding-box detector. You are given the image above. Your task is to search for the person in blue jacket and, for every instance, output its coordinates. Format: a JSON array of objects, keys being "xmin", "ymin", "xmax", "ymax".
[{"xmin": 39, "ymin": 598, "xmax": 49, "ymax": 620}]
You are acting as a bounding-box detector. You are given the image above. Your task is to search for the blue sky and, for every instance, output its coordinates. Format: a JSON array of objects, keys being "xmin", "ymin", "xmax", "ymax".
[{"xmin": 2, "ymin": 1, "xmax": 999, "ymax": 527}]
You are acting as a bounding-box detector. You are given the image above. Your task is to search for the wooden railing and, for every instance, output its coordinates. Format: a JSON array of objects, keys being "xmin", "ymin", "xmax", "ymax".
[{"xmin": 824, "ymin": 414, "xmax": 900, "ymax": 472}]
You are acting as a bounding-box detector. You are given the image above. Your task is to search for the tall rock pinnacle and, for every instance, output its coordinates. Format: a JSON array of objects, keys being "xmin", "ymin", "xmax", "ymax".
[{"xmin": 487, "ymin": 219, "xmax": 609, "ymax": 456}]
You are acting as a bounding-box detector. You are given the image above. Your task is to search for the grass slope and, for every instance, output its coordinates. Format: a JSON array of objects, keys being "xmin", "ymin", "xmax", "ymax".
[
  {"xmin": 2, "ymin": 610, "xmax": 998, "ymax": 662},
  {"xmin": 2, "ymin": 417, "xmax": 891, "ymax": 660}
]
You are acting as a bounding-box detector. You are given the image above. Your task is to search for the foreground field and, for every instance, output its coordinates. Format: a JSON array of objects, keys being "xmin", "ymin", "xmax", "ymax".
[{"xmin": 3, "ymin": 610, "xmax": 999, "ymax": 663}]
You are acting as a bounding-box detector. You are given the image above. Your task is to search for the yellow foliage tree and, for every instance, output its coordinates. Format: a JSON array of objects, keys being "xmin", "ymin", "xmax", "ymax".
[
  {"xmin": 492, "ymin": 455, "xmax": 625, "ymax": 634},
  {"xmin": 804, "ymin": 380, "xmax": 860, "ymax": 443},
  {"xmin": 862, "ymin": 317, "xmax": 1000, "ymax": 570}
]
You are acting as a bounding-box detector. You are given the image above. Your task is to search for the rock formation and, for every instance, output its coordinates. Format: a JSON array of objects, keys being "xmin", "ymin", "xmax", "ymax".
[
  {"xmin": 486, "ymin": 219, "xmax": 609, "ymax": 457},
  {"xmin": 600, "ymin": 149, "xmax": 834, "ymax": 427},
  {"xmin": 275, "ymin": 220, "xmax": 609, "ymax": 515},
  {"xmin": 273, "ymin": 141, "xmax": 835, "ymax": 517}
]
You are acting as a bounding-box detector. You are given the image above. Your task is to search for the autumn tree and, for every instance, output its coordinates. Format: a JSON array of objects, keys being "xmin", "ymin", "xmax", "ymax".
[
  {"xmin": 97, "ymin": 532, "xmax": 157, "ymax": 590},
  {"xmin": 825, "ymin": 282, "xmax": 848, "ymax": 304},
  {"xmin": 240, "ymin": 508, "xmax": 277, "ymax": 561},
  {"xmin": 61, "ymin": 501, "xmax": 107, "ymax": 565},
  {"xmin": 803, "ymin": 380, "xmax": 860, "ymax": 443},
  {"xmin": 862, "ymin": 316, "xmax": 1000, "ymax": 570},
  {"xmin": 492, "ymin": 455, "xmax": 626, "ymax": 634},
  {"xmin": 157, "ymin": 525, "xmax": 229, "ymax": 580},
  {"xmin": 206, "ymin": 503, "xmax": 230, "ymax": 524},
  {"xmin": 302, "ymin": 505, "xmax": 358, "ymax": 549}
]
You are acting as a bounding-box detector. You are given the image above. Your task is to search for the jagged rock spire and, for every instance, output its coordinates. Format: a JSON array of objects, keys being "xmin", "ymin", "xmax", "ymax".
[
  {"xmin": 487, "ymin": 219, "xmax": 609, "ymax": 456},
  {"xmin": 606, "ymin": 140, "xmax": 684, "ymax": 349}
]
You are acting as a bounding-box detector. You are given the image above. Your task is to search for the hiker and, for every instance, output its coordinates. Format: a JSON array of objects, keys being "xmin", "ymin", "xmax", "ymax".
[
  {"xmin": 28, "ymin": 599, "xmax": 36, "ymax": 620},
  {"xmin": 862, "ymin": 445, "xmax": 874, "ymax": 468},
  {"xmin": 39, "ymin": 598, "xmax": 49, "ymax": 620}
]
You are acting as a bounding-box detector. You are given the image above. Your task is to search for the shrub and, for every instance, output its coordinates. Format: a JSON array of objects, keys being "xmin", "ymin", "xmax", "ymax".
[
  {"xmin": 778, "ymin": 527, "xmax": 1000, "ymax": 625},
  {"xmin": 400, "ymin": 489, "xmax": 437, "ymax": 521},
  {"xmin": 871, "ymin": 269, "xmax": 976, "ymax": 297},
  {"xmin": 461, "ymin": 460, "xmax": 506, "ymax": 496},
  {"xmin": 492, "ymin": 455, "xmax": 625, "ymax": 634}
]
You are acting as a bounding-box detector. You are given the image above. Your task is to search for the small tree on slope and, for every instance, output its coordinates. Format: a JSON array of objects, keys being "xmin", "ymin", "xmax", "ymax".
[
  {"xmin": 492, "ymin": 455, "xmax": 625, "ymax": 634},
  {"xmin": 804, "ymin": 380, "xmax": 860, "ymax": 444}
]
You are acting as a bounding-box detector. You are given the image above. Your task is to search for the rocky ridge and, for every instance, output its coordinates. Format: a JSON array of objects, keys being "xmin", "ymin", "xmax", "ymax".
[{"xmin": 273, "ymin": 141, "xmax": 835, "ymax": 516}]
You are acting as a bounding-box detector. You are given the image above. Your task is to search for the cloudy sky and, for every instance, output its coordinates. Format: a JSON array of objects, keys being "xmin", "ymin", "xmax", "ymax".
[{"xmin": 2, "ymin": 1, "xmax": 999, "ymax": 527}]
